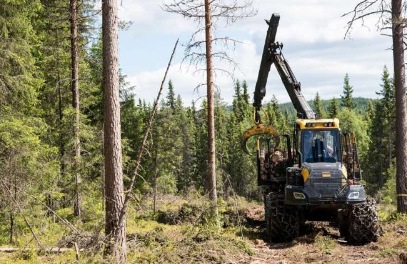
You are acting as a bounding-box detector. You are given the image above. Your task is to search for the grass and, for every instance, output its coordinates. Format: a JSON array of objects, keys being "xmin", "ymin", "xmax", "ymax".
[{"xmin": 1, "ymin": 194, "xmax": 406, "ymax": 263}]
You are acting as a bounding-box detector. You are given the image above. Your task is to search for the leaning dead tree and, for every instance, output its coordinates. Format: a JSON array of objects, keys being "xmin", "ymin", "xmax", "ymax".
[
  {"xmin": 343, "ymin": 0, "xmax": 407, "ymax": 213},
  {"xmin": 162, "ymin": 0, "xmax": 256, "ymax": 223}
]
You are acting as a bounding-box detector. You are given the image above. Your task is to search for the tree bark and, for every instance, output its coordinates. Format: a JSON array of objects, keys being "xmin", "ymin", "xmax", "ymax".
[
  {"xmin": 70, "ymin": 0, "xmax": 81, "ymax": 218},
  {"xmin": 9, "ymin": 212, "xmax": 13, "ymax": 244},
  {"xmin": 392, "ymin": 0, "xmax": 407, "ymax": 213},
  {"xmin": 204, "ymin": 0, "xmax": 218, "ymax": 220},
  {"xmin": 102, "ymin": 0, "xmax": 126, "ymax": 261},
  {"xmin": 153, "ymin": 148, "xmax": 158, "ymax": 215},
  {"xmin": 55, "ymin": 28, "xmax": 65, "ymax": 180}
]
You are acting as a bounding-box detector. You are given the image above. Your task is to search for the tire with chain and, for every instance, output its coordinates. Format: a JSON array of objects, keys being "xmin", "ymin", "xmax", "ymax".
[
  {"xmin": 338, "ymin": 209, "xmax": 349, "ymax": 238},
  {"xmin": 265, "ymin": 191, "xmax": 299, "ymax": 242},
  {"xmin": 345, "ymin": 197, "xmax": 380, "ymax": 245}
]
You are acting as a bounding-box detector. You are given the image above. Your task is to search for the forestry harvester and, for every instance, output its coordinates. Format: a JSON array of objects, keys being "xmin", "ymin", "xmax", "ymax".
[{"xmin": 242, "ymin": 14, "xmax": 380, "ymax": 244}]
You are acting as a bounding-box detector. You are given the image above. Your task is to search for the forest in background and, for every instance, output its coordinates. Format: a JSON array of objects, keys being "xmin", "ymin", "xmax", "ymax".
[{"xmin": 0, "ymin": 0, "xmax": 405, "ymax": 263}]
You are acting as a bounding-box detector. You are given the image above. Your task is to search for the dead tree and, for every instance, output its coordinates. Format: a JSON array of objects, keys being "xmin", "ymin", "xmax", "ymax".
[
  {"xmin": 204, "ymin": 0, "xmax": 218, "ymax": 221},
  {"xmin": 102, "ymin": 0, "xmax": 126, "ymax": 261},
  {"xmin": 343, "ymin": 0, "xmax": 407, "ymax": 212},
  {"xmin": 163, "ymin": 0, "xmax": 256, "ymax": 222},
  {"xmin": 392, "ymin": 0, "xmax": 407, "ymax": 213}
]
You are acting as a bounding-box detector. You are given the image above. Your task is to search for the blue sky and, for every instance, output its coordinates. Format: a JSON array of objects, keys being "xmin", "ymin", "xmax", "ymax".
[{"xmin": 117, "ymin": 0, "xmax": 394, "ymax": 106}]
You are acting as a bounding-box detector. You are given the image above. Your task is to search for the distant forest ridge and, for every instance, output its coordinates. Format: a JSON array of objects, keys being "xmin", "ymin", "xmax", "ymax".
[
  {"xmin": 278, "ymin": 97, "xmax": 374, "ymax": 115},
  {"xmin": 225, "ymin": 97, "xmax": 374, "ymax": 115}
]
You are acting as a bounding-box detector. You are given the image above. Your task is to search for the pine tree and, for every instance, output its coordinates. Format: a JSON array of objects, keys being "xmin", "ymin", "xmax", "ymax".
[
  {"xmin": 341, "ymin": 73, "xmax": 356, "ymax": 109},
  {"xmin": 313, "ymin": 92, "xmax": 325, "ymax": 118},
  {"xmin": 102, "ymin": 0, "xmax": 126, "ymax": 259},
  {"xmin": 328, "ymin": 97, "xmax": 339, "ymax": 118},
  {"xmin": 392, "ymin": 0, "xmax": 407, "ymax": 213}
]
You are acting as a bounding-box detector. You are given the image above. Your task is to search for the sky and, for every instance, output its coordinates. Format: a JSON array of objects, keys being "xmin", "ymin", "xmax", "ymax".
[{"xmin": 117, "ymin": 0, "xmax": 394, "ymax": 106}]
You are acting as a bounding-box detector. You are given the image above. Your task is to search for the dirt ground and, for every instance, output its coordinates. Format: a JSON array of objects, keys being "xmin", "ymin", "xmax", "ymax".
[{"xmin": 240, "ymin": 205, "xmax": 407, "ymax": 264}]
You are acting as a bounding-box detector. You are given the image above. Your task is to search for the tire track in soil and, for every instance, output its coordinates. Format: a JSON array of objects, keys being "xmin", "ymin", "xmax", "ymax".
[{"xmin": 239, "ymin": 204, "xmax": 400, "ymax": 264}]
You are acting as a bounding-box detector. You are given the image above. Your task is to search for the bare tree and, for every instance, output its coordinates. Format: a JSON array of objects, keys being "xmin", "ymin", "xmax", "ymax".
[
  {"xmin": 70, "ymin": 0, "xmax": 81, "ymax": 218},
  {"xmin": 392, "ymin": 0, "xmax": 407, "ymax": 213},
  {"xmin": 163, "ymin": 0, "xmax": 256, "ymax": 222},
  {"xmin": 102, "ymin": 0, "xmax": 126, "ymax": 261},
  {"xmin": 344, "ymin": 0, "xmax": 407, "ymax": 212},
  {"xmin": 204, "ymin": 0, "xmax": 218, "ymax": 220}
]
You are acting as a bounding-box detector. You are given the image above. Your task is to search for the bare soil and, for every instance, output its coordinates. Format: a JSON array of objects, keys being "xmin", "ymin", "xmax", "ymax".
[{"xmin": 240, "ymin": 204, "xmax": 407, "ymax": 264}]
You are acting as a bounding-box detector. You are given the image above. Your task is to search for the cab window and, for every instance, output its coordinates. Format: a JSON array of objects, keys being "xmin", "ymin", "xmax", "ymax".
[{"xmin": 301, "ymin": 130, "xmax": 340, "ymax": 163}]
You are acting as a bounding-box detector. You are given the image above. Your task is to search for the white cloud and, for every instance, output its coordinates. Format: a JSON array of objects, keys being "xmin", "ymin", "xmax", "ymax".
[
  {"xmin": 122, "ymin": 0, "xmax": 394, "ymax": 106},
  {"xmin": 119, "ymin": 1, "xmax": 196, "ymax": 35}
]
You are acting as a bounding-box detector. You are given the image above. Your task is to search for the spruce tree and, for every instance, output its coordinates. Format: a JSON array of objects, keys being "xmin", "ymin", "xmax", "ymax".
[
  {"xmin": 242, "ymin": 80, "xmax": 250, "ymax": 104},
  {"xmin": 341, "ymin": 73, "xmax": 356, "ymax": 109},
  {"xmin": 328, "ymin": 97, "xmax": 339, "ymax": 118},
  {"xmin": 365, "ymin": 67, "xmax": 396, "ymax": 191},
  {"xmin": 167, "ymin": 80, "xmax": 176, "ymax": 109},
  {"xmin": 233, "ymin": 80, "xmax": 244, "ymax": 122},
  {"xmin": 367, "ymin": 100, "xmax": 375, "ymax": 119},
  {"xmin": 313, "ymin": 92, "xmax": 325, "ymax": 118}
]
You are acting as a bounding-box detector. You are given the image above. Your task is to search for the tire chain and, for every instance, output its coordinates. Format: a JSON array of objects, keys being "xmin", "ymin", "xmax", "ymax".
[
  {"xmin": 265, "ymin": 191, "xmax": 299, "ymax": 242},
  {"xmin": 345, "ymin": 197, "xmax": 380, "ymax": 245}
]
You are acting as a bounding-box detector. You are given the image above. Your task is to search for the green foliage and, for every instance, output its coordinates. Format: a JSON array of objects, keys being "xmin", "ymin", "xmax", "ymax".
[
  {"xmin": 365, "ymin": 66, "xmax": 395, "ymax": 193},
  {"xmin": 381, "ymin": 161, "xmax": 396, "ymax": 205},
  {"xmin": 166, "ymin": 80, "xmax": 176, "ymax": 109},
  {"xmin": 279, "ymin": 97, "xmax": 372, "ymax": 114},
  {"xmin": 0, "ymin": 0, "xmax": 402, "ymax": 259},
  {"xmin": 327, "ymin": 97, "xmax": 339, "ymax": 118},
  {"xmin": 338, "ymin": 108, "xmax": 369, "ymax": 159},
  {"xmin": 313, "ymin": 92, "xmax": 325, "ymax": 118},
  {"xmin": 341, "ymin": 73, "xmax": 356, "ymax": 109},
  {"xmin": 315, "ymin": 233, "xmax": 336, "ymax": 255}
]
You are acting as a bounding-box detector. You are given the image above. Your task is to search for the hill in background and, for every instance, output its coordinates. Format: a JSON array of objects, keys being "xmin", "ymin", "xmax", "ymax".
[{"xmin": 279, "ymin": 97, "xmax": 374, "ymax": 115}]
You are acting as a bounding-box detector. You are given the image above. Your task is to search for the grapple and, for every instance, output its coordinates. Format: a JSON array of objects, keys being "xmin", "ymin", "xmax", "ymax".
[{"xmin": 241, "ymin": 108, "xmax": 280, "ymax": 155}]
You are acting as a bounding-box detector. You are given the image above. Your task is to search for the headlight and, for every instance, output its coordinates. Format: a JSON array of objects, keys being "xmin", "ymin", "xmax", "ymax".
[
  {"xmin": 293, "ymin": 192, "xmax": 306, "ymax": 200},
  {"xmin": 348, "ymin": 192, "xmax": 360, "ymax": 199}
]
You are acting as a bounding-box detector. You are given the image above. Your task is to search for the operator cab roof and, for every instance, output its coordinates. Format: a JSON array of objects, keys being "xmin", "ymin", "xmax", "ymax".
[{"xmin": 296, "ymin": 118, "xmax": 339, "ymax": 130}]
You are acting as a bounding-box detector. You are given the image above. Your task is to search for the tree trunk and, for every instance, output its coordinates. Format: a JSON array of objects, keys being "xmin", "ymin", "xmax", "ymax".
[
  {"xmin": 55, "ymin": 27, "xmax": 65, "ymax": 180},
  {"xmin": 392, "ymin": 0, "xmax": 407, "ymax": 213},
  {"xmin": 102, "ymin": 0, "xmax": 126, "ymax": 261},
  {"xmin": 204, "ymin": 0, "xmax": 218, "ymax": 221},
  {"xmin": 153, "ymin": 149, "xmax": 158, "ymax": 215},
  {"xmin": 9, "ymin": 212, "xmax": 14, "ymax": 244},
  {"xmin": 70, "ymin": 0, "xmax": 81, "ymax": 218}
]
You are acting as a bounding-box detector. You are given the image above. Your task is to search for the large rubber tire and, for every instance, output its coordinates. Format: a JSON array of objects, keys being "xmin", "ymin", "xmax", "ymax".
[
  {"xmin": 265, "ymin": 192, "xmax": 299, "ymax": 242},
  {"xmin": 345, "ymin": 197, "xmax": 380, "ymax": 245},
  {"xmin": 338, "ymin": 208, "xmax": 349, "ymax": 238}
]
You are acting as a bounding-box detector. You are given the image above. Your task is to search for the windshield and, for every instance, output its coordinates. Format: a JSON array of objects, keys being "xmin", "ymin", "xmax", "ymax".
[{"xmin": 301, "ymin": 129, "xmax": 340, "ymax": 163}]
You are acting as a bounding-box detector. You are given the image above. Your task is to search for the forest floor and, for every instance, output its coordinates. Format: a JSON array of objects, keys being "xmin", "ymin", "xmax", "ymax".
[{"xmin": 0, "ymin": 194, "xmax": 406, "ymax": 264}]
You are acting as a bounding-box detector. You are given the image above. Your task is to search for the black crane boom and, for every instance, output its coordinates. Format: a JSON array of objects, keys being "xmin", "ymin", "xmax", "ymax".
[{"xmin": 253, "ymin": 13, "xmax": 315, "ymax": 119}]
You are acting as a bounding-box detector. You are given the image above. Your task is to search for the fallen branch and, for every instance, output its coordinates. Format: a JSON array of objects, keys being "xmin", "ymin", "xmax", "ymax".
[{"xmin": 119, "ymin": 38, "xmax": 179, "ymax": 222}]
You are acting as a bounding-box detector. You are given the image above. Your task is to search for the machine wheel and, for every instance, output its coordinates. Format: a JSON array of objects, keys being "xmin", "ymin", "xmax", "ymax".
[
  {"xmin": 265, "ymin": 191, "xmax": 299, "ymax": 242},
  {"xmin": 344, "ymin": 197, "xmax": 380, "ymax": 245},
  {"xmin": 338, "ymin": 209, "xmax": 349, "ymax": 238}
]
